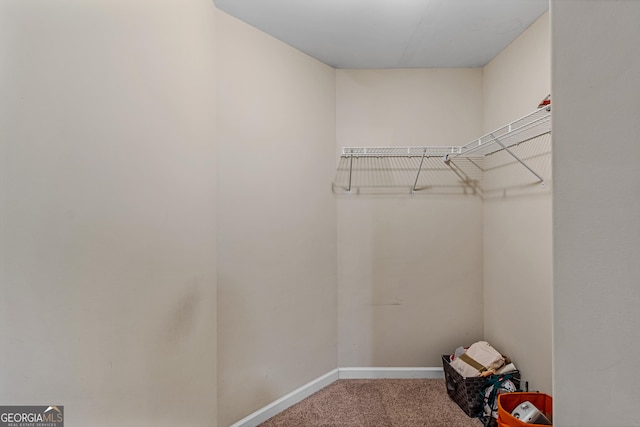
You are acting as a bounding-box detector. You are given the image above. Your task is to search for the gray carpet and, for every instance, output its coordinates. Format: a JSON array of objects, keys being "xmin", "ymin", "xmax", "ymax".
[{"xmin": 259, "ymin": 379, "xmax": 483, "ymax": 427}]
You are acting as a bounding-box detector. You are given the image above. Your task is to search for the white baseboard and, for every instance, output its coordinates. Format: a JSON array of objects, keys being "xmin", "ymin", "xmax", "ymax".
[
  {"xmin": 338, "ymin": 366, "xmax": 444, "ymax": 379},
  {"xmin": 229, "ymin": 367, "xmax": 443, "ymax": 427},
  {"xmin": 229, "ymin": 369, "xmax": 339, "ymax": 427}
]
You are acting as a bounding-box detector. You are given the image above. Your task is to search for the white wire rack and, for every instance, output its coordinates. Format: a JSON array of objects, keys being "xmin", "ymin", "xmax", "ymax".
[
  {"xmin": 340, "ymin": 146, "xmax": 462, "ymax": 157},
  {"xmin": 336, "ymin": 106, "xmax": 551, "ymax": 195},
  {"xmin": 454, "ymin": 106, "xmax": 551, "ymax": 158}
]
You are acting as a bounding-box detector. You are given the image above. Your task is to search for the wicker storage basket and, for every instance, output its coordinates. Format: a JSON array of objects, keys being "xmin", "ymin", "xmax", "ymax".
[
  {"xmin": 442, "ymin": 354, "xmax": 520, "ymax": 418},
  {"xmin": 442, "ymin": 354, "xmax": 488, "ymax": 416}
]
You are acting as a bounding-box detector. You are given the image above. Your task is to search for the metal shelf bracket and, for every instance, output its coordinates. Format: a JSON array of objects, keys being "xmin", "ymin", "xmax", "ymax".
[{"xmin": 488, "ymin": 133, "xmax": 546, "ymax": 187}]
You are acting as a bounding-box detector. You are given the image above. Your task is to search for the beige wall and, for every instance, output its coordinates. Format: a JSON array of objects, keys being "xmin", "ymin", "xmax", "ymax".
[
  {"xmin": 336, "ymin": 69, "xmax": 485, "ymax": 367},
  {"xmin": 216, "ymin": 11, "xmax": 337, "ymax": 427},
  {"xmin": 552, "ymin": 1, "xmax": 640, "ymax": 425},
  {"xmin": 482, "ymin": 12, "xmax": 552, "ymax": 394},
  {"xmin": 1, "ymin": 3, "xmax": 561, "ymax": 425},
  {"xmin": 0, "ymin": 1, "xmax": 218, "ymax": 426},
  {"xmin": 483, "ymin": 11, "xmax": 551, "ymax": 132}
]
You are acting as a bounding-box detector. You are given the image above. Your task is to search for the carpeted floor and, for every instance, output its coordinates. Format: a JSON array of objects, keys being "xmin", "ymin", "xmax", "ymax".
[{"xmin": 259, "ymin": 379, "xmax": 483, "ymax": 427}]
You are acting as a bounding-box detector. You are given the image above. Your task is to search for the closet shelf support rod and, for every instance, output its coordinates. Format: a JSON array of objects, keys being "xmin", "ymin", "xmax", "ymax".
[
  {"xmin": 488, "ymin": 133, "xmax": 546, "ymax": 187},
  {"xmin": 347, "ymin": 152, "xmax": 354, "ymax": 194},
  {"xmin": 412, "ymin": 149, "xmax": 427, "ymax": 194}
]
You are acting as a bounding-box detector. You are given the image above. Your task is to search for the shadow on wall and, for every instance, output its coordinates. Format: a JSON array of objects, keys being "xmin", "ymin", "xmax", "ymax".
[{"xmin": 332, "ymin": 133, "xmax": 551, "ymax": 198}]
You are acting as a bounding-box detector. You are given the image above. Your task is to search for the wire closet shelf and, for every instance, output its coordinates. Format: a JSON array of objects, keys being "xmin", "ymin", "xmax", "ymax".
[{"xmin": 336, "ymin": 106, "xmax": 551, "ymax": 195}]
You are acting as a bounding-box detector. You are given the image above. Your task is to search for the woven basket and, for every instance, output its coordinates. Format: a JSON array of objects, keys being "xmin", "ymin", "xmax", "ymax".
[
  {"xmin": 442, "ymin": 355, "xmax": 488, "ymax": 416},
  {"xmin": 442, "ymin": 355, "xmax": 520, "ymax": 419}
]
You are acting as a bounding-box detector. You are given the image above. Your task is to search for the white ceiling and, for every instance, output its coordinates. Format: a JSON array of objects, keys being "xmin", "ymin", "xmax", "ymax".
[{"xmin": 213, "ymin": 0, "xmax": 549, "ymax": 69}]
